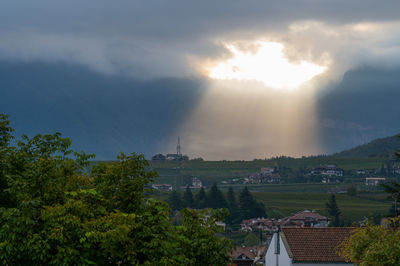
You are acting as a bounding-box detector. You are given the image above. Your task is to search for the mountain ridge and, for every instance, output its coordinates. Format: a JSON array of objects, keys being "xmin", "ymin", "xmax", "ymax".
[{"xmin": 334, "ymin": 133, "xmax": 400, "ymax": 158}]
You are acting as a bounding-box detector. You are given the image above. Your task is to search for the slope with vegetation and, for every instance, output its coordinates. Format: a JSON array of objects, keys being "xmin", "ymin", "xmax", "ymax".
[
  {"xmin": 150, "ymin": 156, "xmax": 386, "ymax": 187},
  {"xmin": 334, "ymin": 133, "xmax": 400, "ymax": 158}
]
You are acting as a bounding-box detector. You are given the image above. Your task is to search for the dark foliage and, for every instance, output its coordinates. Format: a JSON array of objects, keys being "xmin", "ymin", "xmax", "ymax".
[{"xmin": 326, "ymin": 194, "xmax": 341, "ymax": 226}]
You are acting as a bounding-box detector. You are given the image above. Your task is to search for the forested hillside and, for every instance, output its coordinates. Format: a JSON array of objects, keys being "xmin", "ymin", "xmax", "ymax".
[{"xmin": 334, "ymin": 134, "xmax": 400, "ymax": 158}]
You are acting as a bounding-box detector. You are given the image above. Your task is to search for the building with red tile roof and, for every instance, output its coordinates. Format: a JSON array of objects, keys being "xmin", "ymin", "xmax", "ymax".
[
  {"xmin": 265, "ymin": 227, "xmax": 356, "ymax": 265},
  {"xmin": 281, "ymin": 210, "xmax": 330, "ymax": 227},
  {"xmin": 232, "ymin": 245, "xmax": 267, "ymax": 266},
  {"xmin": 240, "ymin": 210, "xmax": 330, "ymax": 232},
  {"xmin": 240, "ymin": 218, "xmax": 283, "ymax": 232}
]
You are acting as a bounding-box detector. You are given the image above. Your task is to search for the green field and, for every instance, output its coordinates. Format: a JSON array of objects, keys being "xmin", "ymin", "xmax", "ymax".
[
  {"xmin": 252, "ymin": 191, "xmax": 390, "ymax": 221},
  {"xmin": 150, "ymin": 157, "xmax": 387, "ymax": 186},
  {"xmin": 220, "ymin": 183, "xmax": 350, "ymax": 192},
  {"xmin": 97, "ymin": 157, "xmax": 393, "ymax": 222},
  {"xmin": 152, "ymin": 183, "xmax": 391, "ymax": 222}
]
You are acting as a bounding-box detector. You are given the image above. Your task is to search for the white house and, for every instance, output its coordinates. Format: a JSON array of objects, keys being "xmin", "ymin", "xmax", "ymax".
[
  {"xmin": 151, "ymin": 184, "xmax": 173, "ymax": 191},
  {"xmin": 261, "ymin": 167, "xmax": 275, "ymax": 174},
  {"xmin": 265, "ymin": 227, "xmax": 354, "ymax": 266},
  {"xmin": 365, "ymin": 177, "xmax": 386, "ymax": 186},
  {"xmin": 191, "ymin": 177, "xmax": 203, "ymax": 188},
  {"xmin": 311, "ymin": 165, "xmax": 344, "ymax": 177}
]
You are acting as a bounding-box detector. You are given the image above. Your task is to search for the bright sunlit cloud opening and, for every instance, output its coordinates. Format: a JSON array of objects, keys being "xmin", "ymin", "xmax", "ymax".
[{"xmin": 208, "ymin": 42, "xmax": 327, "ymax": 90}]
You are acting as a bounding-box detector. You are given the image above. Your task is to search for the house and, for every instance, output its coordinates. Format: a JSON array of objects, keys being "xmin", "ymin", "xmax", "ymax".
[
  {"xmin": 166, "ymin": 153, "xmax": 177, "ymax": 160},
  {"xmin": 240, "ymin": 218, "xmax": 283, "ymax": 232},
  {"xmin": 240, "ymin": 211, "xmax": 329, "ymax": 232},
  {"xmin": 322, "ymin": 176, "xmax": 340, "ymax": 183},
  {"xmin": 191, "ymin": 177, "xmax": 202, "ymax": 188},
  {"xmin": 282, "ymin": 210, "xmax": 330, "ymax": 228},
  {"xmin": 365, "ymin": 177, "xmax": 386, "ymax": 186},
  {"xmin": 356, "ymin": 169, "xmax": 366, "ymax": 175},
  {"xmin": 151, "ymin": 184, "xmax": 173, "ymax": 191},
  {"xmin": 311, "ymin": 165, "xmax": 344, "ymax": 177},
  {"xmin": 393, "ymin": 166, "xmax": 400, "ymax": 175},
  {"xmin": 265, "ymin": 227, "xmax": 355, "ymax": 266},
  {"xmin": 201, "ymin": 211, "xmax": 226, "ymax": 230},
  {"xmin": 180, "ymin": 178, "xmax": 203, "ymax": 190},
  {"xmin": 261, "ymin": 167, "xmax": 274, "ymax": 174},
  {"xmin": 244, "ymin": 167, "xmax": 280, "ymax": 185},
  {"xmin": 150, "ymin": 153, "xmax": 166, "ymax": 162},
  {"xmin": 269, "ymin": 174, "xmax": 281, "ymax": 183},
  {"xmin": 215, "ymin": 221, "xmax": 226, "ymax": 230},
  {"xmin": 245, "ymin": 173, "xmax": 281, "ymax": 184},
  {"xmin": 232, "ymin": 245, "xmax": 268, "ymax": 266}
]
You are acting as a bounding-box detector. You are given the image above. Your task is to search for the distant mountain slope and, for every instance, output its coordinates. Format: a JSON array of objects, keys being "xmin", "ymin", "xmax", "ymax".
[
  {"xmin": 0, "ymin": 61, "xmax": 204, "ymax": 159},
  {"xmin": 334, "ymin": 134, "xmax": 400, "ymax": 158},
  {"xmin": 317, "ymin": 66, "xmax": 400, "ymax": 154},
  {"xmin": 2, "ymin": 61, "xmax": 400, "ymax": 159}
]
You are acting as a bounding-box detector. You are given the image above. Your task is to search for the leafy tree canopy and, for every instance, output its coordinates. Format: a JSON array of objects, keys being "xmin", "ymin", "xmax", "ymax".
[
  {"xmin": 339, "ymin": 218, "xmax": 400, "ymax": 265},
  {"xmin": 0, "ymin": 114, "xmax": 233, "ymax": 265},
  {"xmin": 244, "ymin": 232, "xmax": 260, "ymax": 246}
]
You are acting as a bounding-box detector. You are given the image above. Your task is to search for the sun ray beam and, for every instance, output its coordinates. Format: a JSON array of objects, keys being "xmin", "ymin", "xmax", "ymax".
[{"xmin": 208, "ymin": 42, "xmax": 326, "ymax": 90}]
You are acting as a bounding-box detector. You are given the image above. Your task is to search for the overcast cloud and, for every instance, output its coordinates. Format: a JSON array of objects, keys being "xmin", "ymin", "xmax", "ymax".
[
  {"xmin": 1, "ymin": 1, "xmax": 400, "ymax": 159},
  {"xmin": 1, "ymin": 1, "xmax": 400, "ymax": 80}
]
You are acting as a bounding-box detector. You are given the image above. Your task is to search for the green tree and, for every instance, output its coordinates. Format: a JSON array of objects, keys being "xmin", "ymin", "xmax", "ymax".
[
  {"xmin": 168, "ymin": 189, "xmax": 182, "ymax": 211},
  {"xmin": 239, "ymin": 186, "xmax": 266, "ymax": 220},
  {"xmin": 381, "ymin": 182, "xmax": 400, "ymax": 216},
  {"xmin": 339, "ymin": 218, "xmax": 400, "ymax": 265},
  {"xmin": 244, "ymin": 232, "xmax": 260, "ymax": 246},
  {"xmin": 207, "ymin": 182, "xmax": 228, "ymax": 209},
  {"xmin": 226, "ymin": 186, "xmax": 240, "ymax": 225},
  {"xmin": 194, "ymin": 187, "xmax": 208, "ymax": 209},
  {"xmin": 0, "ymin": 114, "xmax": 14, "ymax": 208},
  {"xmin": 380, "ymin": 144, "xmax": 400, "ymax": 216},
  {"xmin": 0, "ymin": 114, "xmax": 233, "ymax": 265},
  {"xmin": 176, "ymin": 208, "xmax": 234, "ymax": 265},
  {"xmin": 326, "ymin": 194, "xmax": 341, "ymax": 226},
  {"xmin": 227, "ymin": 187, "xmax": 238, "ymax": 210},
  {"xmin": 389, "ymin": 203, "xmax": 397, "ymax": 216},
  {"xmin": 183, "ymin": 186, "xmax": 195, "ymax": 208},
  {"xmin": 92, "ymin": 152, "xmax": 157, "ymax": 213}
]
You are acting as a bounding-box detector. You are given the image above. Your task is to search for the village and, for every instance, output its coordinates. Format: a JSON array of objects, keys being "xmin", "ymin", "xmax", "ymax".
[
  {"xmin": 149, "ymin": 145, "xmax": 398, "ymax": 265},
  {"xmin": 151, "ymin": 164, "xmax": 390, "ymax": 192}
]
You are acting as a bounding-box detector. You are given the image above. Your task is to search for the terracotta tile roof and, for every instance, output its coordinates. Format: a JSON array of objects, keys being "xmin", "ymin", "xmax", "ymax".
[
  {"xmin": 232, "ymin": 245, "xmax": 268, "ymax": 260},
  {"xmin": 287, "ymin": 211, "xmax": 329, "ymax": 221},
  {"xmin": 281, "ymin": 227, "xmax": 356, "ymax": 262}
]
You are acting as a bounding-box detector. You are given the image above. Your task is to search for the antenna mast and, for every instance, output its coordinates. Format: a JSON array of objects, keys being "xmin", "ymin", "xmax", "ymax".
[{"xmin": 176, "ymin": 137, "xmax": 181, "ymax": 156}]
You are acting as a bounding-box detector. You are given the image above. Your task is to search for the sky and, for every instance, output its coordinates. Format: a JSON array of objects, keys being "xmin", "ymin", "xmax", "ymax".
[{"xmin": 1, "ymin": 1, "xmax": 400, "ymax": 159}]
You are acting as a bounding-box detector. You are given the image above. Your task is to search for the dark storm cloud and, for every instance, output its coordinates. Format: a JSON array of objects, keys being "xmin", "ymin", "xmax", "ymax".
[
  {"xmin": 0, "ymin": 61, "xmax": 205, "ymax": 159},
  {"xmin": 2, "ymin": 1, "xmax": 400, "ymax": 37},
  {"xmin": 1, "ymin": 0, "xmax": 400, "ymax": 78},
  {"xmin": 1, "ymin": 0, "xmax": 400, "ymax": 159}
]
